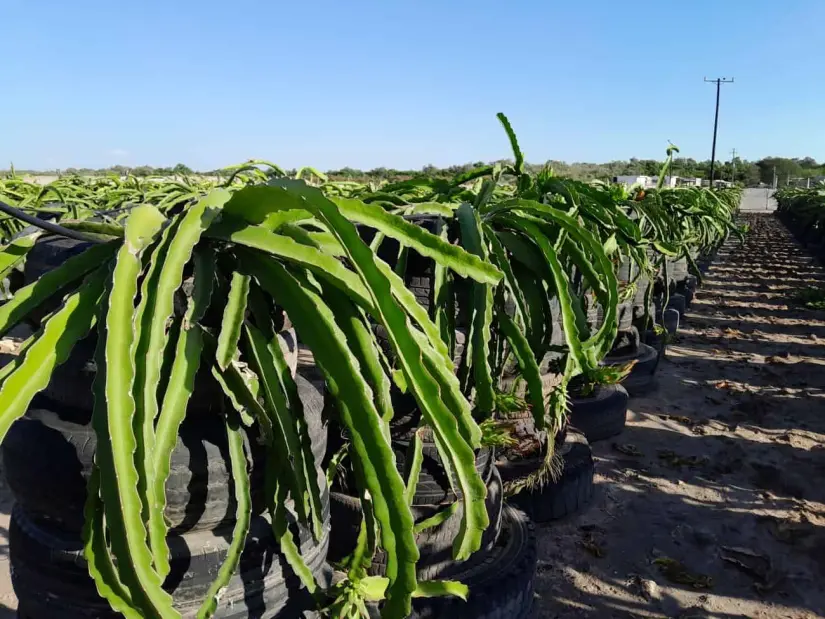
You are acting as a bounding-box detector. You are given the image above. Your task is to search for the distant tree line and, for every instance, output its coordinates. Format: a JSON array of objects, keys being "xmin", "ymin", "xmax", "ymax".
[
  {"xmin": 325, "ymin": 156, "xmax": 825, "ymax": 187},
  {"xmin": 5, "ymin": 157, "xmax": 825, "ymax": 187}
]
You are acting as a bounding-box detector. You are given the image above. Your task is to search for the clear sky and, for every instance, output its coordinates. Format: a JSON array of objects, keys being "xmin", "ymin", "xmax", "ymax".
[{"xmin": 3, "ymin": 0, "xmax": 824, "ymax": 171}]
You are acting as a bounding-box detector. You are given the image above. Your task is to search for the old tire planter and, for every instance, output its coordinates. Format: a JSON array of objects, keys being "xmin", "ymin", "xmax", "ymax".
[
  {"xmin": 328, "ymin": 466, "xmax": 504, "ymax": 580},
  {"xmin": 375, "ymin": 325, "xmax": 467, "ymax": 375},
  {"xmin": 506, "ymin": 430, "xmax": 595, "ymax": 522},
  {"xmin": 22, "ymin": 235, "xmax": 95, "ymax": 323},
  {"xmin": 406, "ymin": 505, "xmax": 537, "ymax": 619},
  {"xmin": 609, "ymin": 327, "xmax": 641, "ymax": 357},
  {"xmin": 666, "ymin": 292, "xmax": 687, "ymax": 319},
  {"xmin": 587, "ymin": 299, "xmax": 633, "ymax": 333},
  {"xmin": 21, "ymin": 236, "xmax": 300, "ymax": 415},
  {"xmin": 10, "ymin": 507, "xmax": 330, "ymax": 619},
  {"xmin": 3, "ymin": 373, "xmax": 327, "ymax": 535},
  {"xmin": 603, "ymin": 342, "xmax": 659, "ymax": 397},
  {"xmin": 666, "ymin": 257, "xmax": 689, "ymax": 285},
  {"xmin": 655, "ymin": 307, "xmax": 679, "ymax": 335},
  {"xmin": 676, "ymin": 275, "xmax": 698, "ymax": 301},
  {"xmin": 568, "ymin": 384, "xmax": 629, "ymax": 442},
  {"xmin": 35, "ymin": 327, "xmax": 298, "ymax": 415},
  {"xmin": 5, "ymin": 231, "xmax": 331, "ymax": 616},
  {"xmin": 374, "ymin": 327, "xmax": 467, "ymax": 437},
  {"xmin": 328, "ymin": 435, "xmax": 497, "ymax": 567},
  {"xmin": 498, "ymin": 369, "xmax": 562, "ymax": 403}
]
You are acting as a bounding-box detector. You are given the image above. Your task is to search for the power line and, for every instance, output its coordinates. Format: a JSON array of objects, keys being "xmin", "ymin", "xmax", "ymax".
[{"xmin": 704, "ymin": 77, "xmax": 734, "ymax": 186}]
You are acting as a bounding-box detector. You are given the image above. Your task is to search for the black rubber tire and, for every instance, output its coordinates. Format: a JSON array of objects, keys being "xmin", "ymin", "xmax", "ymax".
[
  {"xmin": 498, "ymin": 371, "xmax": 562, "ymax": 402},
  {"xmin": 608, "ymin": 342, "xmax": 659, "ymax": 397},
  {"xmin": 622, "ymin": 371, "xmax": 658, "ymax": 397},
  {"xmin": 622, "ymin": 344, "xmax": 661, "ymax": 397},
  {"xmin": 645, "ymin": 329, "xmax": 664, "ymax": 353},
  {"xmin": 329, "ymin": 466, "xmax": 504, "ymax": 578},
  {"xmin": 587, "ymin": 299, "xmax": 633, "ymax": 333},
  {"xmin": 607, "ymin": 327, "xmax": 640, "ymax": 358},
  {"xmin": 603, "ymin": 341, "xmax": 659, "ymax": 375},
  {"xmin": 617, "ymin": 298, "xmax": 634, "ymax": 332},
  {"xmin": 2, "ymin": 374, "xmax": 327, "ymax": 534},
  {"xmin": 21, "ymin": 236, "xmax": 94, "ymax": 324},
  {"xmin": 392, "ymin": 436, "xmax": 494, "ymax": 505},
  {"xmin": 616, "ymin": 257, "xmax": 637, "ymax": 284},
  {"xmin": 331, "ymin": 424, "xmax": 494, "ymax": 507},
  {"xmin": 406, "ymin": 274, "xmax": 435, "ymax": 313},
  {"xmin": 632, "ymin": 273, "xmax": 652, "ymax": 312},
  {"xmin": 508, "ymin": 430, "xmax": 595, "ymax": 522},
  {"xmin": 374, "ymin": 326, "xmax": 466, "ymax": 373},
  {"xmin": 676, "ymin": 281, "xmax": 695, "ymax": 308},
  {"xmin": 10, "ymin": 507, "xmax": 330, "ymax": 619},
  {"xmin": 21, "ymin": 235, "xmax": 300, "ymax": 414},
  {"xmin": 666, "ymin": 293, "xmax": 687, "ymax": 319},
  {"xmin": 34, "ymin": 326, "xmax": 298, "ymax": 416},
  {"xmin": 568, "ymin": 384, "xmax": 629, "ymax": 442},
  {"xmin": 666, "ymin": 257, "xmax": 689, "ymax": 284},
  {"xmin": 656, "ymin": 307, "xmax": 680, "ymax": 335},
  {"xmin": 359, "ymin": 215, "xmax": 445, "ymax": 315},
  {"xmin": 492, "ymin": 409, "xmax": 549, "ymax": 476},
  {"xmin": 406, "ymin": 505, "xmax": 537, "ymax": 619},
  {"xmin": 23, "ymin": 235, "xmax": 92, "ymax": 282},
  {"xmin": 664, "ymin": 307, "xmax": 680, "ymax": 334}
]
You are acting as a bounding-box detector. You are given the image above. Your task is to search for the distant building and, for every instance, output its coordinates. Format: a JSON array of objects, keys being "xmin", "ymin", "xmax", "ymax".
[
  {"xmin": 704, "ymin": 179, "xmax": 733, "ymax": 188},
  {"xmin": 649, "ymin": 176, "xmax": 679, "ymax": 188},
  {"xmin": 613, "ymin": 175, "xmax": 652, "ymax": 188},
  {"xmin": 613, "ymin": 175, "xmax": 700, "ymax": 189}
]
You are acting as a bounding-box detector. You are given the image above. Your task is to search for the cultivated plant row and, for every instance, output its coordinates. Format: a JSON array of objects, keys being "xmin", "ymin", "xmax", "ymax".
[{"xmin": 0, "ymin": 115, "xmax": 742, "ymax": 618}]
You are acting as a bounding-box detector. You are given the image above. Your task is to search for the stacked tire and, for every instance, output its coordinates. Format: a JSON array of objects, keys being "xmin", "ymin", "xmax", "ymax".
[
  {"xmin": 3, "ymin": 236, "xmax": 330, "ymax": 619},
  {"xmin": 328, "ymin": 430, "xmax": 538, "ymax": 618},
  {"xmin": 568, "ymin": 384, "xmax": 630, "ymax": 441},
  {"xmin": 600, "ymin": 330, "xmax": 659, "ymax": 397},
  {"xmin": 498, "ymin": 425, "xmax": 595, "ymax": 523},
  {"xmin": 602, "ymin": 255, "xmax": 662, "ymax": 397}
]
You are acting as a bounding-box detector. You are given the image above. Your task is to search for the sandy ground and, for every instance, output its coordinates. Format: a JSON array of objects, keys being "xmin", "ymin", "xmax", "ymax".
[
  {"xmin": 533, "ymin": 213, "xmax": 825, "ymax": 618},
  {"xmin": 0, "ymin": 212, "xmax": 823, "ymax": 619}
]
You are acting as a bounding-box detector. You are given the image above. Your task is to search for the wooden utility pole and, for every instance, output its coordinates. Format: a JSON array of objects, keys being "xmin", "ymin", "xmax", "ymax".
[{"xmin": 704, "ymin": 77, "xmax": 734, "ymax": 186}]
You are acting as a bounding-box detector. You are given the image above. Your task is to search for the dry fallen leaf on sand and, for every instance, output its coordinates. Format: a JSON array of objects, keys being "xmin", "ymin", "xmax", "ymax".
[
  {"xmin": 580, "ymin": 533, "xmax": 606, "ymax": 558},
  {"xmin": 719, "ymin": 546, "xmax": 783, "ymax": 592},
  {"xmin": 613, "ymin": 443, "xmax": 643, "ymax": 457},
  {"xmin": 653, "ymin": 557, "xmax": 713, "ymax": 589}
]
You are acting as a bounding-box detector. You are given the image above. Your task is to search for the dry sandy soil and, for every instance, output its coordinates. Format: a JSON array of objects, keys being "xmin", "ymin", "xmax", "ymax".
[
  {"xmin": 0, "ymin": 212, "xmax": 822, "ymax": 619},
  {"xmin": 533, "ymin": 213, "xmax": 825, "ymax": 618}
]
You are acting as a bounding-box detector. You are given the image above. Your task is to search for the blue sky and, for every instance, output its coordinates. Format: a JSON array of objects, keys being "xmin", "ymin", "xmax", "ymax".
[{"xmin": 3, "ymin": 0, "xmax": 824, "ymax": 171}]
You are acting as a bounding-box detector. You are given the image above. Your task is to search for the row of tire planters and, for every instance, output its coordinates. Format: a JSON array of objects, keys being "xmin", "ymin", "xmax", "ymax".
[
  {"xmin": 361, "ymin": 212, "xmax": 594, "ymax": 566},
  {"xmin": 783, "ymin": 216, "xmax": 824, "ymax": 251},
  {"xmin": 776, "ymin": 205, "xmax": 825, "ymax": 259},
  {"xmin": 626, "ymin": 259, "xmax": 667, "ymax": 353},
  {"xmin": 1, "ymin": 236, "xmax": 331, "ymax": 618},
  {"xmin": 589, "ymin": 258, "xmax": 661, "ymax": 397},
  {"xmin": 488, "ymin": 278, "xmax": 614, "ymax": 516}
]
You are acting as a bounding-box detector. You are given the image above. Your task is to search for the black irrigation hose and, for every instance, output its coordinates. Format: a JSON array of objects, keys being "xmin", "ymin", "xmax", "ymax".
[{"xmin": 0, "ymin": 200, "xmax": 106, "ymax": 244}]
